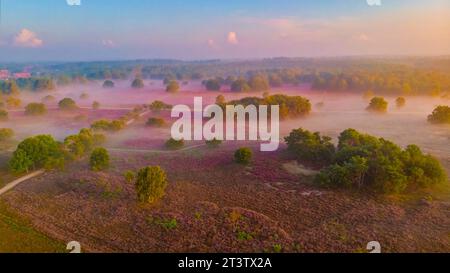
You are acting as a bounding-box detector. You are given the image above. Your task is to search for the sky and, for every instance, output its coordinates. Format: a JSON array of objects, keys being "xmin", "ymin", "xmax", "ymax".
[{"xmin": 0, "ymin": 0, "xmax": 449, "ymax": 62}]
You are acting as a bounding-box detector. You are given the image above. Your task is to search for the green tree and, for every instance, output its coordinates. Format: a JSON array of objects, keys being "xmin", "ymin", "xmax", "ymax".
[
  {"xmin": 25, "ymin": 103, "xmax": 47, "ymax": 116},
  {"xmin": 248, "ymin": 75, "xmax": 270, "ymax": 91},
  {"xmin": 234, "ymin": 147, "xmax": 253, "ymax": 165},
  {"xmin": 285, "ymin": 128, "xmax": 335, "ymax": 166},
  {"xmin": 146, "ymin": 117, "xmax": 166, "ymax": 127},
  {"xmin": 396, "ymin": 97, "xmax": 406, "ymax": 108},
  {"xmin": 204, "ymin": 79, "xmax": 221, "ymax": 91},
  {"xmin": 367, "ymin": 97, "xmax": 388, "ymax": 113},
  {"xmin": 131, "ymin": 78, "xmax": 144, "ymax": 89},
  {"xmin": 135, "ymin": 166, "xmax": 168, "ymax": 204},
  {"xmin": 428, "ymin": 105, "xmax": 450, "ymax": 124},
  {"xmin": 0, "ymin": 110, "xmax": 8, "ymax": 121},
  {"xmin": 0, "ymin": 128, "xmax": 14, "ymax": 142},
  {"xmin": 89, "ymin": 147, "xmax": 110, "ymax": 171},
  {"xmin": 124, "ymin": 170, "xmax": 135, "ymax": 183},
  {"xmin": 166, "ymin": 80, "xmax": 180, "ymax": 93},
  {"xmin": 58, "ymin": 98, "xmax": 78, "ymax": 111},
  {"xmin": 103, "ymin": 80, "xmax": 115, "ymax": 88},
  {"xmin": 231, "ymin": 78, "xmax": 251, "ymax": 92}
]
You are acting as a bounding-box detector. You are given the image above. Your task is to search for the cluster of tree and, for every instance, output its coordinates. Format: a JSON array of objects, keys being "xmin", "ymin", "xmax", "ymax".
[
  {"xmin": 285, "ymin": 128, "xmax": 447, "ymax": 194},
  {"xmin": 0, "ymin": 78, "xmax": 55, "ymax": 94},
  {"xmin": 25, "ymin": 103, "xmax": 47, "ymax": 116},
  {"xmin": 149, "ymin": 100, "xmax": 172, "ymax": 112},
  {"xmin": 202, "ymin": 78, "xmax": 222, "ymax": 91},
  {"xmin": 226, "ymin": 94, "xmax": 311, "ymax": 119},
  {"xmin": 366, "ymin": 97, "xmax": 388, "ymax": 113},
  {"xmin": 91, "ymin": 119, "xmax": 126, "ymax": 132},
  {"xmin": 428, "ymin": 105, "xmax": 450, "ymax": 124},
  {"xmin": 64, "ymin": 128, "xmax": 106, "ymax": 160},
  {"xmin": 9, "ymin": 128, "xmax": 107, "ymax": 174}
]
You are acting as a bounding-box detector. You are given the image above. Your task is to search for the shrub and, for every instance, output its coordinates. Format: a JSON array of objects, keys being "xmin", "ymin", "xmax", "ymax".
[
  {"xmin": 58, "ymin": 98, "xmax": 78, "ymax": 111},
  {"xmin": 396, "ymin": 97, "xmax": 406, "ymax": 108},
  {"xmin": 166, "ymin": 80, "xmax": 180, "ymax": 93},
  {"xmin": 103, "ymin": 80, "xmax": 115, "ymax": 88},
  {"xmin": 25, "ymin": 103, "xmax": 47, "ymax": 116},
  {"xmin": 135, "ymin": 166, "xmax": 168, "ymax": 204},
  {"xmin": 234, "ymin": 147, "xmax": 253, "ymax": 165},
  {"xmin": 149, "ymin": 100, "xmax": 172, "ymax": 112},
  {"xmin": 124, "ymin": 170, "xmax": 135, "ymax": 183},
  {"xmin": 366, "ymin": 97, "xmax": 388, "ymax": 113},
  {"xmin": 89, "ymin": 147, "xmax": 110, "ymax": 171},
  {"xmin": 146, "ymin": 117, "xmax": 166, "ymax": 127},
  {"xmin": 285, "ymin": 128, "xmax": 335, "ymax": 166},
  {"xmin": 428, "ymin": 105, "xmax": 450, "ymax": 124},
  {"xmin": 64, "ymin": 128, "xmax": 105, "ymax": 159},
  {"xmin": 0, "ymin": 110, "xmax": 8, "ymax": 121},
  {"xmin": 165, "ymin": 138, "xmax": 184, "ymax": 150},
  {"xmin": 0, "ymin": 128, "xmax": 14, "ymax": 142},
  {"xmin": 206, "ymin": 138, "xmax": 222, "ymax": 148},
  {"xmin": 6, "ymin": 97, "xmax": 21, "ymax": 108}
]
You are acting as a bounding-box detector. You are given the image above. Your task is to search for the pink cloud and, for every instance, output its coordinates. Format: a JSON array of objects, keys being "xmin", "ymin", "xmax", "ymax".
[{"xmin": 14, "ymin": 29, "xmax": 43, "ymax": 48}]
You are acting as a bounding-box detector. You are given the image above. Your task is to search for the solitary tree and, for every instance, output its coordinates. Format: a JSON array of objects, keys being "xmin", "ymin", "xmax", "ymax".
[
  {"xmin": 103, "ymin": 80, "xmax": 115, "ymax": 88},
  {"xmin": 131, "ymin": 78, "xmax": 144, "ymax": 89},
  {"xmin": 396, "ymin": 97, "xmax": 406, "ymax": 108},
  {"xmin": 366, "ymin": 97, "xmax": 388, "ymax": 113},
  {"xmin": 166, "ymin": 80, "xmax": 180, "ymax": 93},
  {"xmin": 25, "ymin": 103, "xmax": 47, "ymax": 116},
  {"xmin": 58, "ymin": 98, "xmax": 78, "ymax": 111},
  {"xmin": 89, "ymin": 147, "xmax": 110, "ymax": 171},
  {"xmin": 135, "ymin": 166, "xmax": 168, "ymax": 204},
  {"xmin": 428, "ymin": 105, "xmax": 450, "ymax": 124},
  {"xmin": 234, "ymin": 147, "xmax": 253, "ymax": 165}
]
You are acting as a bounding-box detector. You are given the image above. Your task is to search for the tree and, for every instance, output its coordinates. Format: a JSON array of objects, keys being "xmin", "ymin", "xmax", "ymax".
[
  {"xmin": 204, "ymin": 79, "xmax": 221, "ymax": 91},
  {"xmin": 165, "ymin": 138, "xmax": 184, "ymax": 150},
  {"xmin": 149, "ymin": 100, "xmax": 172, "ymax": 112},
  {"xmin": 92, "ymin": 101, "xmax": 100, "ymax": 110},
  {"xmin": 285, "ymin": 128, "xmax": 335, "ymax": 166},
  {"xmin": 428, "ymin": 105, "xmax": 450, "ymax": 124},
  {"xmin": 234, "ymin": 147, "xmax": 253, "ymax": 165},
  {"xmin": 124, "ymin": 170, "xmax": 135, "ymax": 183},
  {"xmin": 0, "ymin": 128, "xmax": 14, "ymax": 142},
  {"xmin": 0, "ymin": 110, "xmax": 8, "ymax": 121},
  {"xmin": 58, "ymin": 98, "xmax": 78, "ymax": 111},
  {"xmin": 103, "ymin": 80, "xmax": 115, "ymax": 88},
  {"xmin": 25, "ymin": 103, "xmax": 47, "ymax": 116},
  {"xmin": 42, "ymin": 95, "xmax": 56, "ymax": 103},
  {"xmin": 80, "ymin": 93, "xmax": 89, "ymax": 100},
  {"xmin": 131, "ymin": 78, "xmax": 144, "ymax": 89},
  {"xmin": 366, "ymin": 97, "xmax": 388, "ymax": 113},
  {"xmin": 231, "ymin": 78, "xmax": 251, "ymax": 92},
  {"xmin": 135, "ymin": 166, "xmax": 168, "ymax": 204},
  {"xmin": 166, "ymin": 80, "xmax": 180, "ymax": 93},
  {"xmin": 9, "ymin": 135, "xmax": 63, "ymax": 173},
  {"xmin": 6, "ymin": 97, "xmax": 21, "ymax": 108},
  {"xmin": 215, "ymin": 95, "xmax": 226, "ymax": 105},
  {"xmin": 248, "ymin": 75, "xmax": 270, "ymax": 91},
  {"xmin": 146, "ymin": 117, "xmax": 166, "ymax": 127},
  {"xmin": 396, "ymin": 97, "xmax": 406, "ymax": 108},
  {"xmin": 89, "ymin": 147, "xmax": 110, "ymax": 171}
]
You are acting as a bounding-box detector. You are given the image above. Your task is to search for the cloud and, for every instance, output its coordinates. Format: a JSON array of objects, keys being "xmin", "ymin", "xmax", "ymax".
[
  {"xmin": 14, "ymin": 29, "xmax": 43, "ymax": 48},
  {"xmin": 102, "ymin": 39, "xmax": 116, "ymax": 48},
  {"xmin": 354, "ymin": 33, "xmax": 370, "ymax": 42},
  {"xmin": 227, "ymin": 32, "xmax": 238, "ymax": 45}
]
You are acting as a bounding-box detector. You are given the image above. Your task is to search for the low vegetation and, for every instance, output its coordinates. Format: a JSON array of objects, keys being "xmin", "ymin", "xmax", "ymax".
[
  {"xmin": 234, "ymin": 147, "xmax": 253, "ymax": 165},
  {"xmin": 146, "ymin": 117, "xmax": 166, "ymax": 127}
]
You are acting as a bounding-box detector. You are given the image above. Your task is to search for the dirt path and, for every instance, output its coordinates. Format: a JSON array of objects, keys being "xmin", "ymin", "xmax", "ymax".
[
  {"xmin": 108, "ymin": 144, "xmax": 207, "ymax": 154},
  {"xmin": 0, "ymin": 170, "xmax": 45, "ymax": 197}
]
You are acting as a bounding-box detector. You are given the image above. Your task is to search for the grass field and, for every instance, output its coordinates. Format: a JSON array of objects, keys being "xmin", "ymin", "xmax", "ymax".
[{"xmin": 0, "ymin": 200, "xmax": 65, "ymax": 253}]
